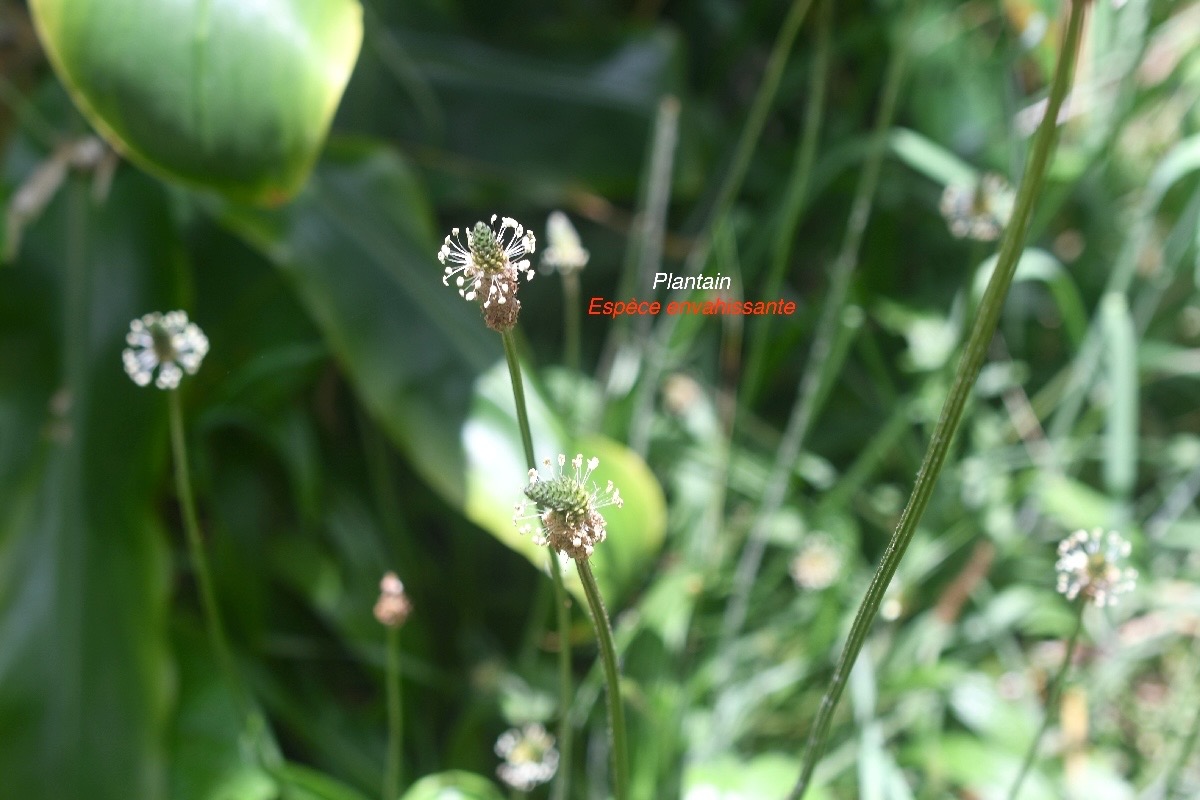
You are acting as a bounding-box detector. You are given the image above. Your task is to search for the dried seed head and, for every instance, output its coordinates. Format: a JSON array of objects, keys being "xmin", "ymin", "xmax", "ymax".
[{"xmin": 483, "ymin": 292, "xmax": 521, "ymax": 332}]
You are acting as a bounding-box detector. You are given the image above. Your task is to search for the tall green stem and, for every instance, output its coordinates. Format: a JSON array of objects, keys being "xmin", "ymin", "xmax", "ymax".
[
  {"xmin": 1006, "ymin": 607, "xmax": 1085, "ymax": 800},
  {"xmin": 168, "ymin": 390, "xmax": 245, "ymax": 716},
  {"xmin": 576, "ymin": 558, "xmax": 628, "ymax": 800},
  {"xmin": 384, "ymin": 626, "xmax": 403, "ymax": 799},
  {"xmin": 501, "ymin": 330, "xmax": 573, "ymax": 800},
  {"xmin": 788, "ymin": 3, "xmax": 1088, "ymax": 796}
]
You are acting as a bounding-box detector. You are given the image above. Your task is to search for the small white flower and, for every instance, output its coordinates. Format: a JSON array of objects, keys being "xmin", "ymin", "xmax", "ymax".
[
  {"xmin": 939, "ymin": 173, "xmax": 1015, "ymax": 241},
  {"xmin": 541, "ymin": 211, "xmax": 589, "ymax": 276},
  {"xmin": 438, "ymin": 215, "xmax": 536, "ymax": 309},
  {"xmin": 121, "ymin": 311, "xmax": 208, "ymax": 390},
  {"xmin": 513, "ymin": 453, "xmax": 623, "ymax": 561},
  {"xmin": 495, "ymin": 723, "xmax": 559, "ymax": 792},
  {"xmin": 1055, "ymin": 528, "xmax": 1138, "ymax": 607}
]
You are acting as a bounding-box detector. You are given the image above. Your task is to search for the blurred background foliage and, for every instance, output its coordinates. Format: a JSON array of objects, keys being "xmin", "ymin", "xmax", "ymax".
[{"xmin": 2, "ymin": 0, "xmax": 1200, "ymax": 798}]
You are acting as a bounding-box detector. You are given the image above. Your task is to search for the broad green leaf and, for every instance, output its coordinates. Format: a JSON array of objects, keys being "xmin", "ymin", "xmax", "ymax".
[
  {"xmin": 0, "ymin": 170, "xmax": 176, "ymax": 799},
  {"xmin": 29, "ymin": 0, "xmax": 363, "ymax": 204},
  {"xmin": 214, "ymin": 142, "xmax": 665, "ymax": 602},
  {"xmin": 399, "ymin": 771, "xmax": 505, "ymax": 800}
]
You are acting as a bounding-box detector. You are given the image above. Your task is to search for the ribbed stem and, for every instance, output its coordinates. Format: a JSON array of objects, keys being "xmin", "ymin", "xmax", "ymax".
[
  {"xmin": 384, "ymin": 625, "xmax": 403, "ymax": 799},
  {"xmin": 1006, "ymin": 607, "xmax": 1085, "ymax": 800},
  {"xmin": 501, "ymin": 329, "xmax": 573, "ymax": 800},
  {"xmin": 789, "ymin": 2, "xmax": 1088, "ymax": 796},
  {"xmin": 576, "ymin": 558, "xmax": 628, "ymax": 800}
]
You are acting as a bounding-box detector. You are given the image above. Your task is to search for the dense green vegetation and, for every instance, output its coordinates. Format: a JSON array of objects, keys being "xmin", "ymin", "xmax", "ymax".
[{"xmin": 2, "ymin": 0, "xmax": 1200, "ymax": 798}]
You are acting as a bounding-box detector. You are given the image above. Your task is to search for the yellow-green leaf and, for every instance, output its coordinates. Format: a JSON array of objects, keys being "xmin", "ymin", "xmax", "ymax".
[{"xmin": 29, "ymin": 0, "xmax": 362, "ymax": 204}]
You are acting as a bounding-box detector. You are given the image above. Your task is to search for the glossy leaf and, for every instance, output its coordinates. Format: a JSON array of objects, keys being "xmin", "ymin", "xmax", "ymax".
[{"xmin": 29, "ymin": 0, "xmax": 363, "ymax": 204}]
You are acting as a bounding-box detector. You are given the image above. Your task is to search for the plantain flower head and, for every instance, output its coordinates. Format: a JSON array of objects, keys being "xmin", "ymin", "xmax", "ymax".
[
  {"xmin": 939, "ymin": 172, "xmax": 1015, "ymax": 241},
  {"xmin": 1055, "ymin": 528, "xmax": 1137, "ymax": 607},
  {"xmin": 541, "ymin": 210, "xmax": 589, "ymax": 276},
  {"xmin": 513, "ymin": 454, "xmax": 623, "ymax": 561},
  {"xmin": 494, "ymin": 723, "xmax": 559, "ymax": 791},
  {"xmin": 122, "ymin": 310, "xmax": 209, "ymax": 390},
  {"xmin": 439, "ymin": 215, "xmax": 536, "ymax": 331}
]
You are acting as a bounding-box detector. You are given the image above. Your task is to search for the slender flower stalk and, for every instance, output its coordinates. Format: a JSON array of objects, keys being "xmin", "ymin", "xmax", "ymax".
[
  {"xmin": 789, "ymin": 3, "xmax": 1089, "ymax": 796},
  {"xmin": 374, "ymin": 572, "xmax": 412, "ymax": 799},
  {"xmin": 514, "ymin": 453, "xmax": 627, "ymax": 800},
  {"xmin": 169, "ymin": 389, "xmax": 246, "ymax": 715},
  {"xmin": 122, "ymin": 312, "xmax": 229, "ymax": 679},
  {"xmin": 385, "ymin": 626, "xmax": 403, "ymax": 799},
  {"xmin": 577, "ymin": 558, "xmax": 628, "ymax": 800},
  {"xmin": 500, "ymin": 329, "xmax": 576, "ymax": 800},
  {"xmin": 440, "ymin": 218, "xmax": 575, "ymax": 799},
  {"xmin": 123, "ymin": 311, "xmax": 246, "ymax": 721},
  {"xmin": 1006, "ymin": 607, "xmax": 1085, "ymax": 800}
]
